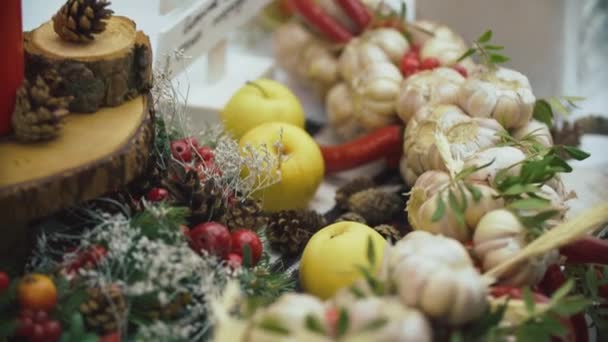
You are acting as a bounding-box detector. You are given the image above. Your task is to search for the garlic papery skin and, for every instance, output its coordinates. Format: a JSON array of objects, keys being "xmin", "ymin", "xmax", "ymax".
[
  {"xmin": 274, "ymin": 21, "xmax": 315, "ymax": 74},
  {"xmin": 362, "ymin": 28, "xmax": 410, "ymax": 65},
  {"xmin": 396, "ymin": 67, "xmax": 465, "ymax": 124},
  {"xmin": 419, "ymin": 26, "xmax": 474, "ymax": 68},
  {"xmin": 327, "ymin": 83, "xmax": 364, "ymax": 140},
  {"xmin": 388, "ymin": 231, "xmax": 488, "ymax": 325},
  {"xmin": 339, "ymin": 40, "xmax": 390, "ymax": 82},
  {"xmin": 462, "ymin": 146, "xmax": 527, "ymax": 185},
  {"xmin": 341, "ymin": 297, "xmax": 432, "ymax": 342},
  {"xmin": 302, "ymin": 43, "xmax": 340, "ymax": 93},
  {"xmin": 513, "ymin": 120, "xmax": 553, "ymax": 148},
  {"xmin": 458, "ymin": 66, "xmax": 536, "ymax": 130},
  {"xmin": 407, "ymin": 170, "xmax": 504, "ymax": 242},
  {"xmin": 473, "ymin": 209, "xmax": 556, "ymax": 286},
  {"xmin": 352, "ymin": 62, "xmax": 403, "ymax": 130}
]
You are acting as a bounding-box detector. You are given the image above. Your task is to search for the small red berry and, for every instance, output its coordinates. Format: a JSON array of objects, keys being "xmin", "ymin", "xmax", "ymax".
[
  {"xmin": 16, "ymin": 316, "xmax": 34, "ymax": 336},
  {"xmin": 400, "ymin": 57, "xmax": 420, "ymax": 77},
  {"xmin": 182, "ymin": 137, "xmax": 200, "ymax": 149},
  {"xmin": 170, "ymin": 140, "xmax": 193, "ymax": 162},
  {"xmin": 403, "ymin": 49, "xmax": 419, "ymax": 61},
  {"xmin": 419, "ymin": 57, "xmax": 440, "ymax": 70},
  {"xmin": 100, "ymin": 332, "xmax": 121, "ymax": 342},
  {"xmin": 31, "ymin": 323, "xmax": 45, "ymax": 340},
  {"xmin": 146, "ymin": 187, "xmax": 169, "ymax": 202},
  {"xmin": 34, "ymin": 310, "xmax": 48, "ymax": 323},
  {"xmin": 452, "ymin": 64, "xmax": 468, "ymax": 78},
  {"xmin": 226, "ymin": 253, "xmax": 243, "ymax": 269},
  {"xmin": 196, "ymin": 146, "xmax": 215, "ymax": 162},
  {"xmin": 0, "ymin": 272, "xmax": 9, "ymax": 291},
  {"xmin": 44, "ymin": 320, "xmax": 62, "ymax": 340},
  {"xmin": 230, "ymin": 229, "xmax": 263, "ymax": 266}
]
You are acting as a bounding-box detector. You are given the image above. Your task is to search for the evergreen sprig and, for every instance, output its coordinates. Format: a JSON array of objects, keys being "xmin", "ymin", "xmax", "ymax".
[{"xmin": 457, "ymin": 30, "xmax": 509, "ymax": 68}]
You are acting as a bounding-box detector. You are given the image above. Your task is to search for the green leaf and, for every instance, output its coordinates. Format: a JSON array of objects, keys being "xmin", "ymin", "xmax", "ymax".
[
  {"xmin": 366, "ymin": 236, "xmax": 376, "ymax": 266},
  {"xmin": 431, "ymin": 195, "xmax": 446, "ymax": 222},
  {"xmin": 305, "ymin": 314, "xmax": 326, "ymax": 334},
  {"xmin": 523, "ymin": 287, "xmax": 536, "ymax": 313},
  {"xmin": 336, "ymin": 308, "xmax": 349, "ymax": 337},
  {"xmin": 349, "ymin": 286, "xmax": 366, "ymax": 299},
  {"xmin": 242, "ymin": 244, "xmax": 253, "ymax": 268},
  {"xmin": 502, "ymin": 184, "xmax": 541, "ymax": 196},
  {"xmin": 562, "ymin": 146, "xmax": 590, "ymax": 161},
  {"xmin": 361, "ymin": 317, "xmax": 388, "ymax": 332},
  {"xmin": 55, "ymin": 284, "xmax": 88, "ymax": 325},
  {"xmin": 515, "ymin": 322, "xmax": 552, "ymax": 342},
  {"xmin": 550, "ymin": 279, "xmax": 575, "ymax": 304},
  {"xmin": 457, "ymin": 48, "xmax": 476, "ymax": 62},
  {"xmin": 552, "ymin": 297, "xmax": 590, "ymax": 316},
  {"xmin": 465, "ymin": 183, "xmax": 483, "ymax": 202},
  {"xmin": 537, "ymin": 315, "xmax": 568, "ymax": 337},
  {"xmin": 450, "ymin": 331, "xmax": 464, "ymax": 342},
  {"xmin": 533, "ymin": 99, "xmax": 554, "ymax": 127},
  {"xmin": 490, "ymin": 54, "xmax": 510, "ymax": 64},
  {"xmin": 259, "ymin": 317, "xmax": 290, "ymax": 335},
  {"xmin": 508, "ymin": 198, "xmax": 551, "ymax": 210},
  {"xmin": 483, "ymin": 44, "xmax": 504, "ymax": 50},
  {"xmin": 448, "ymin": 190, "xmax": 466, "ymax": 227},
  {"xmin": 477, "ymin": 30, "xmax": 493, "ymax": 43},
  {"xmin": 586, "ymin": 266, "xmax": 599, "ymax": 298}
]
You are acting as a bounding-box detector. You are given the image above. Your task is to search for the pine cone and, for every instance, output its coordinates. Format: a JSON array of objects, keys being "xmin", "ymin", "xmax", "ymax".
[
  {"xmin": 12, "ymin": 76, "xmax": 72, "ymax": 142},
  {"xmin": 164, "ymin": 167, "xmax": 227, "ymax": 225},
  {"xmin": 374, "ymin": 224, "xmax": 402, "ymax": 243},
  {"xmin": 144, "ymin": 292, "xmax": 192, "ymax": 320},
  {"xmin": 576, "ymin": 115, "xmax": 608, "ymax": 136},
  {"xmin": 220, "ymin": 198, "xmax": 268, "ymax": 231},
  {"xmin": 347, "ymin": 189, "xmax": 404, "ymax": 226},
  {"xmin": 80, "ymin": 285, "xmax": 126, "ymax": 334},
  {"xmin": 267, "ymin": 210, "xmax": 327, "ymax": 256},
  {"xmin": 551, "ymin": 121, "xmax": 583, "ymax": 156},
  {"xmin": 335, "ymin": 212, "xmax": 367, "ymax": 224},
  {"xmin": 335, "ymin": 178, "xmax": 376, "ymax": 210},
  {"xmin": 53, "ymin": 0, "xmax": 114, "ymax": 43}
]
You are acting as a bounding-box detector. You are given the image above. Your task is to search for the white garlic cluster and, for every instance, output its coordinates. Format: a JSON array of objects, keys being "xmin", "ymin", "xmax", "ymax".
[
  {"xmin": 326, "ymin": 83, "xmax": 365, "ymax": 140},
  {"xmin": 410, "ymin": 20, "xmax": 475, "ymax": 71},
  {"xmin": 473, "ymin": 209, "xmax": 558, "ymax": 286},
  {"xmin": 387, "ymin": 231, "xmax": 488, "ymax": 325},
  {"xmin": 459, "ymin": 66, "xmax": 536, "ymax": 130},
  {"xmin": 513, "ymin": 120, "xmax": 553, "ymax": 148}
]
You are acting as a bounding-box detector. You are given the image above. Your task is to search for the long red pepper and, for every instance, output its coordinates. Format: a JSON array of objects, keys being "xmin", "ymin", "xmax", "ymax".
[
  {"xmin": 334, "ymin": 0, "xmax": 372, "ymax": 34},
  {"xmin": 0, "ymin": 0, "xmax": 24, "ymax": 136},
  {"xmin": 560, "ymin": 236, "xmax": 608, "ymax": 265},
  {"xmin": 292, "ymin": 0, "xmax": 353, "ymax": 44},
  {"xmin": 320, "ymin": 124, "xmax": 403, "ymax": 174},
  {"xmin": 539, "ymin": 265, "xmax": 589, "ymax": 342}
]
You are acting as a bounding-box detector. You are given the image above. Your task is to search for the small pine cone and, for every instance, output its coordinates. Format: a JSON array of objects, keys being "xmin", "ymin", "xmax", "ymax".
[
  {"xmin": 12, "ymin": 76, "xmax": 72, "ymax": 142},
  {"xmin": 374, "ymin": 224, "xmax": 402, "ymax": 243},
  {"xmin": 335, "ymin": 212, "xmax": 367, "ymax": 224},
  {"xmin": 551, "ymin": 121, "xmax": 584, "ymax": 157},
  {"xmin": 347, "ymin": 189, "xmax": 404, "ymax": 226},
  {"xmin": 576, "ymin": 115, "xmax": 608, "ymax": 136},
  {"xmin": 80, "ymin": 285, "xmax": 126, "ymax": 334},
  {"xmin": 335, "ymin": 177, "xmax": 376, "ymax": 210},
  {"xmin": 53, "ymin": 0, "xmax": 114, "ymax": 43},
  {"xmin": 267, "ymin": 209, "xmax": 327, "ymax": 256},
  {"xmin": 220, "ymin": 198, "xmax": 268, "ymax": 231}
]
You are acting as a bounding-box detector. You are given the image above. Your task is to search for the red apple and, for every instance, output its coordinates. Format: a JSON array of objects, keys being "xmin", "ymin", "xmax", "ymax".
[
  {"xmin": 190, "ymin": 222, "xmax": 232, "ymax": 258},
  {"xmin": 230, "ymin": 229, "xmax": 263, "ymax": 266}
]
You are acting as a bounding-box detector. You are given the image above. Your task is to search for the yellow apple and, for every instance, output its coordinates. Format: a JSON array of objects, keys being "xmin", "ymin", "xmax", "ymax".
[
  {"xmin": 299, "ymin": 222, "xmax": 387, "ymax": 300},
  {"xmin": 239, "ymin": 122, "xmax": 324, "ymax": 211},
  {"xmin": 221, "ymin": 79, "xmax": 305, "ymax": 138}
]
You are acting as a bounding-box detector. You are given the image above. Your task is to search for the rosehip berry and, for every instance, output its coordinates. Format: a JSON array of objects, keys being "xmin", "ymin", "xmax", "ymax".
[
  {"xmin": 226, "ymin": 253, "xmax": 243, "ymax": 269},
  {"xmin": 34, "ymin": 310, "xmax": 48, "ymax": 323},
  {"xmin": 419, "ymin": 57, "xmax": 440, "ymax": 70},
  {"xmin": 196, "ymin": 146, "xmax": 215, "ymax": 162},
  {"xmin": 0, "ymin": 272, "xmax": 9, "ymax": 291},
  {"xmin": 170, "ymin": 140, "xmax": 193, "ymax": 162},
  {"xmin": 44, "ymin": 320, "xmax": 62, "ymax": 340},
  {"xmin": 16, "ymin": 316, "xmax": 34, "ymax": 336},
  {"xmin": 146, "ymin": 187, "xmax": 169, "ymax": 202},
  {"xmin": 400, "ymin": 57, "xmax": 420, "ymax": 77},
  {"xmin": 452, "ymin": 64, "xmax": 468, "ymax": 78},
  {"xmin": 31, "ymin": 323, "xmax": 45, "ymax": 340},
  {"xmin": 182, "ymin": 137, "xmax": 200, "ymax": 149}
]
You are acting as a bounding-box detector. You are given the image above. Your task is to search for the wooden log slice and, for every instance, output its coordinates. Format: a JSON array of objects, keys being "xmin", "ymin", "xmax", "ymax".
[
  {"xmin": 24, "ymin": 16, "xmax": 152, "ymax": 113},
  {"xmin": 0, "ymin": 94, "xmax": 154, "ymax": 233}
]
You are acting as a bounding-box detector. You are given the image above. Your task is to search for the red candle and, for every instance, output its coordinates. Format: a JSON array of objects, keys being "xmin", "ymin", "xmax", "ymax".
[{"xmin": 0, "ymin": 0, "xmax": 24, "ymax": 136}]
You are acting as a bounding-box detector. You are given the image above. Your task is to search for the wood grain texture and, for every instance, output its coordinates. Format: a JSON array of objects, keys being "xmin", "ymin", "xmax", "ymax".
[
  {"xmin": 0, "ymin": 94, "xmax": 154, "ymax": 229},
  {"xmin": 24, "ymin": 16, "xmax": 152, "ymax": 113}
]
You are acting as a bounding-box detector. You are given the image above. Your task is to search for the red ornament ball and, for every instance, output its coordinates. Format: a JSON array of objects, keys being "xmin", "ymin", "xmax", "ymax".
[
  {"xmin": 230, "ymin": 229, "xmax": 263, "ymax": 266},
  {"xmin": 190, "ymin": 222, "xmax": 232, "ymax": 258},
  {"xmin": 196, "ymin": 146, "xmax": 215, "ymax": 162},
  {"xmin": 146, "ymin": 188, "xmax": 169, "ymax": 202}
]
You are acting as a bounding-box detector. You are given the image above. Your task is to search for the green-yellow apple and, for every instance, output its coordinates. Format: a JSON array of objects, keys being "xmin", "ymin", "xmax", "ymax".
[
  {"xmin": 299, "ymin": 222, "xmax": 387, "ymax": 300},
  {"xmin": 221, "ymin": 79, "xmax": 305, "ymax": 138},
  {"xmin": 239, "ymin": 122, "xmax": 324, "ymax": 211}
]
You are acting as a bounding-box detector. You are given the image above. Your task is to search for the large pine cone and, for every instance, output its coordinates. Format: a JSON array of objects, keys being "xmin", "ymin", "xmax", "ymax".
[
  {"xmin": 335, "ymin": 177, "xmax": 376, "ymax": 210},
  {"xmin": 53, "ymin": 0, "xmax": 114, "ymax": 43},
  {"xmin": 80, "ymin": 285, "xmax": 126, "ymax": 334},
  {"xmin": 12, "ymin": 73, "xmax": 72, "ymax": 142},
  {"xmin": 220, "ymin": 198, "xmax": 268, "ymax": 231},
  {"xmin": 347, "ymin": 189, "xmax": 404, "ymax": 226},
  {"xmin": 267, "ymin": 209, "xmax": 327, "ymax": 256}
]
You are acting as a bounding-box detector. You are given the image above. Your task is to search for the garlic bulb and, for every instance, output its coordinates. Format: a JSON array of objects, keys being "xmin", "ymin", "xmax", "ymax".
[
  {"xmin": 274, "ymin": 22, "xmax": 314, "ymax": 74},
  {"xmin": 302, "ymin": 42, "xmax": 340, "ymax": 94},
  {"xmin": 409, "ymin": 20, "xmax": 441, "ymax": 46},
  {"xmin": 407, "ymin": 170, "xmax": 504, "ymax": 242},
  {"xmin": 362, "ymin": 28, "xmax": 410, "ymax": 65},
  {"xmin": 462, "ymin": 146, "xmax": 527, "ymax": 185},
  {"xmin": 459, "ymin": 66, "xmax": 536, "ymax": 129},
  {"xmin": 401, "ymin": 105, "xmax": 503, "ymax": 184},
  {"xmin": 513, "ymin": 120, "xmax": 553, "ymax": 148},
  {"xmin": 327, "ymin": 82, "xmax": 365, "ymax": 140},
  {"xmin": 473, "ymin": 209, "xmax": 557, "ymax": 286},
  {"xmin": 339, "ymin": 40, "xmax": 390, "ymax": 82},
  {"xmin": 352, "ymin": 62, "xmax": 403, "ymax": 130},
  {"xmin": 341, "ymin": 297, "xmax": 432, "ymax": 342},
  {"xmin": 395, "ymin": 67, "xmax": 465, "ymax": 124},
  {"xmin": 388, "ymin": 231, "xmax": 488, "ymax": 325},
  {"xmin": 419, "ymin": 25, "xmax": 474, "ymax": 69}
]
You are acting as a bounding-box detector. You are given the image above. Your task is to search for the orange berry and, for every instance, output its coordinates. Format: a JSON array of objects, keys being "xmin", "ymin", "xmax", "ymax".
[{"xmin": 18, "ymin": 274, "xmax": 57, "ymax": 311}]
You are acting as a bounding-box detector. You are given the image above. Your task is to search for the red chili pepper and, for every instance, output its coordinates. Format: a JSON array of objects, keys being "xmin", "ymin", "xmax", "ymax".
[
  {"xmin": 560, "ymin": 236, "xmax": 608, "ymax": 265},
  {"xmin": 335, "ymin": 0, "xmax": 371, "ymax": 34},
  {"xmin": 320, "ymin": 125, "xmax": 403, "ymax": 174},
  {"xmin": 292, "ymin": 0, "xmax": 353, "ymax": 44}
]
